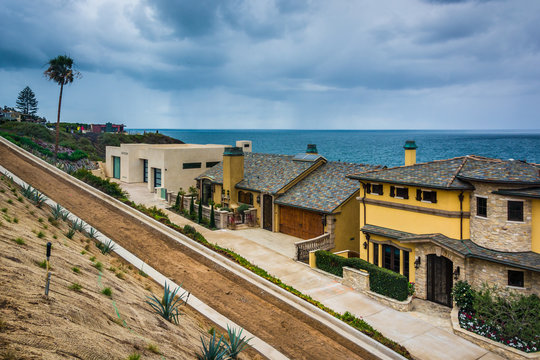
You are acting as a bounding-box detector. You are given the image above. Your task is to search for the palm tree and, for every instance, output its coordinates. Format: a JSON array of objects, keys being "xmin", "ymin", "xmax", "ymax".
[{"xmin": 44, "ymin": 55, "xmax": 80, "ymax": 156}]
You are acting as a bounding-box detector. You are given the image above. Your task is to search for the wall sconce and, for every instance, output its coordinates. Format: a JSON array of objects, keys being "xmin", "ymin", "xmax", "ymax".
[
  {"xmin": 414, "ymin": 256, "xmax": 421, "ymax": 269},
  {"xmin": 256, "ymin": 195, "xmax": 260, "ymax": 204},
  {"xmin": 453, "ymin": 266, "xmax": 460, "ymax": 280},
  {"xmin": 363, "ymin": 241, "xmax": 368, "ymax": 250}
]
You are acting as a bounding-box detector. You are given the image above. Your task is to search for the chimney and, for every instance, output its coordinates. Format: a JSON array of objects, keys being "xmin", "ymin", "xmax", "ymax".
[
  {"xmin": 404, "ymin": 140, "xmax": 417, "ymax": 166},
  {"xmin": 306, "ymin": 144, "xmax": 318, "ymax": 154},
  {"xmin": 223, "ymin": 146, "xmax": 244, "ymax": 205}
]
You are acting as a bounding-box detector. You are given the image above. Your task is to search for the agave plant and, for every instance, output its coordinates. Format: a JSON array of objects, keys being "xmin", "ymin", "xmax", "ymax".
[
  {"xmin": 21, "ymin": 184, "xmax": 34, "ymax": 199},
  {"xmin": 50, "ymin": 204, "xmax": 65, "ymax": 220},
  {"xmin": 197, "ymin": 332, "xmax": 228, "ymax": 360},
  {"xmin": 97, "ymin": 239, "xmax": 116, "ymax": 255},
  {"xmin": 33, "ymin": 191, "xmax": 47, "ymax": 208},
  {"xmin": 71, "ymin": 219, "xmax": 84, "ymax": 232},
  {"xmin": 65, "ymin": 228, "xmax": 76, "ymax": 239},
  {"xmin": 87, "ymin": 227, "xmax": 97, "ymax": 239},
  {"xmin": 61, "ymin": 209, "xmax": 70, "ymax": 221},
  {"xmin": 146, "ymin": 282, "xmax": 190, "ymax": 324},
  {"xmin": 224, "ymin": 325, "xmax": 252, "ymax": 359}
]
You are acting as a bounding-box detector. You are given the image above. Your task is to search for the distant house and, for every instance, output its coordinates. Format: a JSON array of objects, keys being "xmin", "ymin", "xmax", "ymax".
[
  {"xmin": 1, "ymin": 109, "xmax": 22, "ymax": 122},
  {"xmin": 91, "ymin": 122, "xmax": 125, "ymax": 133},
  {"xmin": 196, "ymin": 144, "xmax": 379, "ymax": 254},
  {"xmin": 348, "ymin": 141, "xmax": 540, "ymax": 306},
  {"xmin": 105, "ymin": 141, "xmax": 250, "ymax": 197}
]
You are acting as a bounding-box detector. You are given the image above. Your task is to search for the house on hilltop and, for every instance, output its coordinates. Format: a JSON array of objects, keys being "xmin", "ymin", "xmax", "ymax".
[
  {"xmin": 348, "ymin": 141, "xmax": 540, "ymax": 306},
  {"xmin": 196, "ymin": 144, "xmax": 379, "ymax": 256}
]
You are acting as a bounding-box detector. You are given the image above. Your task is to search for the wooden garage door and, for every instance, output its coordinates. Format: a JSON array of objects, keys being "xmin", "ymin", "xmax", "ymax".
[{"xmin": 280, "ymin": 206, "xmax": 323, "ymax": 240}]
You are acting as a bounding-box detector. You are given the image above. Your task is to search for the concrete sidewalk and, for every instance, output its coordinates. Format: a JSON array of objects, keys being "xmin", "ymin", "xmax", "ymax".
[{"xmin": 121, "ymin": 183, "xmax": 502, "ymax": 360}]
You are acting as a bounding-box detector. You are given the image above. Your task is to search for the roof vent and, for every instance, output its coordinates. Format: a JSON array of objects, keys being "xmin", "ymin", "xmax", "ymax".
[{"xmin": 306, "ymin": 144, "xmax": 318, "ymax": 154}]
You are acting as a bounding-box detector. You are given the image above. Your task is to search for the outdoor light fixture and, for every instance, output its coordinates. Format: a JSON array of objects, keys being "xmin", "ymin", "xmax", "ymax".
[
  {"xmin": 453, "ymin": 266, "xmax": 460, "ymax": 280},
  {"xmin": 363, "ymin": 241, "xmax": 368, "ymax": 249},
  {"xmin": 414, "ymin": 256, "xmax": 421, "ymax": 269},
  {"xmin": 256, "ymin": 195, "xmax": 260, "ymax": 204}
]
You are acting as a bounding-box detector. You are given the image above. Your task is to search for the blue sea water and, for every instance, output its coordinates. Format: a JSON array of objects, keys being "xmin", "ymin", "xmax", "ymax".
[{"xmin": 128, "ymin": 129, "xmax": 540, "ymax": 168}]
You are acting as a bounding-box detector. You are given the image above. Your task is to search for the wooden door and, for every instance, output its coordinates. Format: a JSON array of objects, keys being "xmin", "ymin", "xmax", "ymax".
[
  {"xmin": 427, "ymin": 254, "xmax": 453, "ymax": 307},
  {"xmin": 280, "ymin": 206, "xmax": 323, "ymax": 239},
  {"xmin": 263, "ymin": 195, "xmax": 273, "ymax": 231}
]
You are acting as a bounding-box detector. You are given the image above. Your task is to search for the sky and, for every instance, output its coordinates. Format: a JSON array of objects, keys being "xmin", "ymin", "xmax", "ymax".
[{"xmin": 1, "ymin": 0, "xmax": 539, "ymax": 130}]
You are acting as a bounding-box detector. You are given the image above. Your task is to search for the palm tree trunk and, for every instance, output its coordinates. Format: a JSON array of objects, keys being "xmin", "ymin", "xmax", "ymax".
[{"xmin": 55, "ymin": 82, "xmax": 64, "ymax": 157}]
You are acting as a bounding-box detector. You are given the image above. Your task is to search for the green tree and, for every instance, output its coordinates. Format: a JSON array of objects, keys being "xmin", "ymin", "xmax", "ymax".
[
  {"xmin": 190, "ymin": 196, "xmax": 195, "ymax": 216},
  {"xmin": 197, "ymin": 199, "xmax": 203, "ymax": 223},
  {"xmin": 16, "ymin": 86, "xmax": 39, "ymax": 115},
  {"xmin": 209, "ymin": 204, "xmax": 216, "ymax": 228},
  {"xmin": 44, "ymin": 55, "xmax": 80, "ymax": 156}
]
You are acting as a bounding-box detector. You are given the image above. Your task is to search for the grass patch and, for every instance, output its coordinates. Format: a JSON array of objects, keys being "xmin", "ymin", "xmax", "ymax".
[
  {"xmin": 17, "ymin": 196, "xmax": 23, "ymax": 202},
  {"xmin": 93, "ymin": 261, "xmax": 103, "ymax": 271},
  {"xmin": 80, "ymin": 250, "xmax": 86, "ymax": 255},
  {"xmin": 6, "ymin": 199, "xmax": 13, "ymax": 204},
  {"xmin": 101, "ymin": 287, "xmax": 112, "ymax": 297},
  {"xmin": 126, "ymin": 353, "xmax": 140, "ymax": 360},
  {"xmin": 89, "ymin": 256, "xmax": 96, "ymax": 262},
  {"xmin": 1, "ymin": 208, "xmax": 7, "ymax": 213},
  {"xmin": 12, "ymin": 237, "xmax": 25, "ymax": 245},
  {"xmin": 37, "ymin": 260, "xmax": 47, "ymax": 269},
  {"xmin": 72, "ymin": 266, "xmax": 80, "ymax": 273},
  {"xmin": 115, "ymin": 272, "xmax": 125, "ymax": 280},
  {"xmin": 68, "ymin": 283, "xmax": 82, "ymax": 292},
  {"xmin": 38, "ymin": 217, "xmax": 43, "ymax": 223},
  {"xmin": 12, "ymin": 217, "xmax": 18, "ymax": 224},
  {"xmin": 146, "ymin": 343, "xmax": 160, "ymax": 354},
  {"xmin": 36, "ymin": 231, "xmax": 45, "ymax": 238}
]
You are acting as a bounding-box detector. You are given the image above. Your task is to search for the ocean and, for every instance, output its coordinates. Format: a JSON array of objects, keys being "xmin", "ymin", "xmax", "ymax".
[{"xmin": 127, "ymin": 129, "xmax": 540, "ymax": 168}]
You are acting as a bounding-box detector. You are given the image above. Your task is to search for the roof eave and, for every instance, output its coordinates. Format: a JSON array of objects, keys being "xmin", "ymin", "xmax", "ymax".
[{"xmin": 349, "ymin": 177, "xmax": 472, "ymax": 190}]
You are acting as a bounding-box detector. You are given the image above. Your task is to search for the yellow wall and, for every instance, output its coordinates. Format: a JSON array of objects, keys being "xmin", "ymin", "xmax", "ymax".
[
  {"xmin": 213, "ymin": 184, "xmax": 223, "ymax": 205},
  {"xmin": 332, "ymin": 192, "xmax": 360, "ymax": 253},
  {"xmin": 222, "ymin": 154, "xmax": 244, "ymax": 207},
  {"xmin": 238, "ymin": 189, "xmax": 261, "ymax": 225},
  {"xmin": 532, "ymin": 199, "xmax": 540, "ymax": 253}
]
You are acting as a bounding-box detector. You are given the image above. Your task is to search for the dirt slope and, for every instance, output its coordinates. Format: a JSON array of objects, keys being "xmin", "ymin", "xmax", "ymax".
[
  {"xmin": 0, "ymin": 175, "xmax": 258, "ymax": 360},
  {"xmin": 0, "ymin": 137, "xmax": 373, "ymax": 359}
]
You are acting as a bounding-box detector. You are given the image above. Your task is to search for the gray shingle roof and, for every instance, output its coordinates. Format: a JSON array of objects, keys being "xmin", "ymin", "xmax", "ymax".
[
  {"xmin": 196, "ymin": 153, "xmax": 322, "ymax": 194},
  {"xmin": 362, "ymin": 225, "xmax": 540, "ymax": 272},
  {"xmin": 274, "ymin": 162, "xmax": 380, "ymax": 213},
  {"xmin": 349, "ymin": 155, "xmax": 540, "ymax": 189}
]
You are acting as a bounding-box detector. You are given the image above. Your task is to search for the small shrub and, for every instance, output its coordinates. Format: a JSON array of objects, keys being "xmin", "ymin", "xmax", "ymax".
[
  {"xmin": 37, "ymin": 231, "xmax": 45, "ymax": 239},
  {"xmin": 126, "ymin": 353, "xmax": 140, "ymax": 360},
  {"xmin": 72, "ymin": 266, "xmax": 80, "ymax": 273},
  {"xmin": 116, "ymin": 272, "xmax": 125, "ymax": 280},
  {"xmin": 146, "ymin": 282, "xmax": 190, "ymax": 324},
  {"xmin": 50, "ymin": 204, "xmax": 65, "ymax": 220},
  {"xmin": 6, "ymin": 199, "xmax": 13, "ymax": 204},
  {"xmin": 12, "ymin": 217, "xmax": 18, "ymax": 224},
  {"xmin": 12, "ymin": 237, "xmax": 25, "ymax": 245},
  {"xmin": 138, "ymin": 269, "xmax": 148, "ymax": 278},
  {"xmin": 53, "ymin": 234, "xmax": 58, "ymax": 239},
  {"xmin": 69, "ymin": 283, "xmax": 82, "ymax": 292},
  {"xmin": 101, "ymin": 287, "xmax": 112, "ymax": 297},
  {"xmin": 65, "ymin": 228, "xmax": 75, "ymax": 239},
  {"xmin": 38, "ymin": 217, "xmax": 44, "ymax": 223},
  {"xmin": 89, "ymin": 256, "xmax": 96, "ymax": 262},
  {"xmin": 183, "ymin": 224, "xmax": 196, "ymax": 236},
  {"xmin": 96, "ymin": 239, "xmax": 116, "ymax": 254},
  {"xmin": 93, "ymin": 262, "xmax": 103, "ymax": 271},
  {"xmin": 87, "ymin": 227, "xmax": 97, "ymax": 239},
  {"xmin": 147, "ymin": 343, "xmax": 160, "ymax": 354},
  {"xmin": 452, "ymin": 280, "xmax": 474, "ymax": 312},
  {"xmin": 48, "ymin": 216, "xmax": 59, "ymax": 226},
  {"xmin": 1, "ymin": 208, "xmax": 7, "ymax": 213},
  {"xmin": 17, "ymin": 196, "xmax": 23, "ymax": 202},
  {"xmin": 80, "ymin": 250, "xmax": 86, "ymax": 255},
  {"xmin": 37, "ymin": 260, "xmax": 47, "ymax": 269}
]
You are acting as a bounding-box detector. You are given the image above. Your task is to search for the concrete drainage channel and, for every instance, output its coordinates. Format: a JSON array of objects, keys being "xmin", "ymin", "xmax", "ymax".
[
  {"xmin": 0, "ymin": 137, "xmax": 406, "ymax": 360},
  {"xmin": 0, "ymin": 164, "xmax": 288, "ymax": 360}
]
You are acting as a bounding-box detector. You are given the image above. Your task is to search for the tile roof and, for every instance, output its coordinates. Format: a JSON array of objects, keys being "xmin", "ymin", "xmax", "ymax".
[
  {"xmin": 349, "ymin": 155, "xmax": 540, "ymax": 189},
  {"xmin": 362, "ymin": 225, "xmax": 540, "ymax": 272},
  {"xmin": 274, "ymin": 162, "xmax": 380, "ymax": 213},
  {"xmin": 196, "ymin": 153, "xmax": 322, "ymax": 194},
  {"xmin": 492, "ymin": 187, "xmax": 540, "ymax": 199}
]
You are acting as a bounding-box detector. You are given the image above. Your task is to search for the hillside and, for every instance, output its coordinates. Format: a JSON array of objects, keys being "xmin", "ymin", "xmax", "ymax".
[
  {"xmin": 0, "ymin": 175, "xmax": 257, "ymax": 360},
  {"xmin": 0, "ymin": 122, "xmax": 183, "ymax": 161}
]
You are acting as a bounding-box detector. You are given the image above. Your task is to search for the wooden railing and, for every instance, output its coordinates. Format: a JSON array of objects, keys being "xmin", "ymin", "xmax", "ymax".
[{"xmin": 295, "ymin": 233, "xmax": 333, "ymax": 262}]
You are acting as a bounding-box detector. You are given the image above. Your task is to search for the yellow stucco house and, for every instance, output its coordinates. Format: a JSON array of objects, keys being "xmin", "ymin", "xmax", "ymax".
[
  {"xmin": 196, "ymin": 145, "xmax": 378, "ymax": 259},
  {"xmin": 348, "ymin": 141, "xmax": 540, "ymax": 306}
]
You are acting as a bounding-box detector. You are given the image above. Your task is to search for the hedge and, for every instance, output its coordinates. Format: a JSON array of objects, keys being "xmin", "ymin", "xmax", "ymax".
[
  {"xmin": 315, "ymin": 250, "xmax": 409, "ymax": 301},
  {"xmin": 71, "ymin": 169, "xmax": 126, "ymax": 199}
]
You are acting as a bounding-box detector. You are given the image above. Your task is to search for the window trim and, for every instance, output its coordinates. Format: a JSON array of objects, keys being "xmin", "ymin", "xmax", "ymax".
[
  {"xmin": 393, "ymin": 186, "xmax": 409, "ymax": 200},
  {"xmin": 417, "ymin": 189, "xmax": 437, "ymax": 203},
  {"xmin": 370, "ymin": 183, "xmax": 384, "ymax": 196},
  {"xmin": 475, "ymin": 196, "xmax": 487, "ymax": 218}
]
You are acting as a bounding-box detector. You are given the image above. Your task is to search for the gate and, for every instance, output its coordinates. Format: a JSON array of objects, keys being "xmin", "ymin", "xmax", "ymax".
[{"xmin": 427, "ymin": 254, "xmax": 453, "ymax": 307}]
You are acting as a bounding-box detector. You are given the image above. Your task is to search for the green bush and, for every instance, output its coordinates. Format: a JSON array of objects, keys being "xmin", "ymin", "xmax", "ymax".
[
  {"xmin": 72, "ymin": 169, "xmax": 126, "ymax": 199},
  {"xmin": 237, "ymin": 204, "xmax": 250, "ymax": 214},
  {"xmin": 451, "ymin": 280, "xmax": 474, "ymax": 311},
  {"xmin": 315, "ymin": 250, "xmax": 409, "ymax": 301},
  {"xmin": 209, "ymin": 204, "xmax": 216, "ymax": 229}
]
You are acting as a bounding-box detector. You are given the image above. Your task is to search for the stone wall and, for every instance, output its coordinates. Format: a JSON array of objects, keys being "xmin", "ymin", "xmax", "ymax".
[
  {"xmin": 342, "ymin": 266, "xmax": 369, "ymax": 292},
  {"xmin": 466, "ymin": 258, "xmax": 540, "ymax": 296},
  {"xmin": 413, "ymin": 243, "xmax": 465, "ymax": 300},
  {"xmin": 470, "ymin": 182, "xmax": 532, "ymax": 252}
]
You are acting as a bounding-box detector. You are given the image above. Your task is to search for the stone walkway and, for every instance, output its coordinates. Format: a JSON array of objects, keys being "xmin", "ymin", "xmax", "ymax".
[{"xmin": 120, "ymin": 182, "xmax": 503, "ymax": 360}]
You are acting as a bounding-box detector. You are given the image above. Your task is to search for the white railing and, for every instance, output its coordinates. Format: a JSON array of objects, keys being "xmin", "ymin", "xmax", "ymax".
[{"xmin": 295, "ymin": 233, "xmax": 333, "ymax": 262}]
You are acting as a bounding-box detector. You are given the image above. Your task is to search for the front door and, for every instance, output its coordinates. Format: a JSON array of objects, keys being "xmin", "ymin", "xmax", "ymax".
[
  {"xmin": 263, "ymin": 194, "xmax": 273, "ymax": 231},
  {"xmin": 153, "ymin": 168, "xmax": 162, "ymax": 188},
  {"xmin": 113, "ymin": 156, "xmax": 121, "ymax": 179},
  {"xmin": 427, "ymin": 254, "xmax": 453, "ymax": 307},
  {"xmin": 201, "ymin": 180, "xmax": 212, "ymax": 206}
]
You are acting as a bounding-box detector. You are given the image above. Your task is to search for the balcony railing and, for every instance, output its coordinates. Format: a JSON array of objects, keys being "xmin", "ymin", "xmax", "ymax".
[{"xmin": 295, "ymin": 233, "xmax": 333, "ymax": 262}]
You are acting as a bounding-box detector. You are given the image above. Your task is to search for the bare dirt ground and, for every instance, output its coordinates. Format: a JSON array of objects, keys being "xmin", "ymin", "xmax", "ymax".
[
  {"xmin": 0, "ymin": 174, "xmax": 261, "ymax": 359},
  {"xmin": 0, "ymin": 141, "xmax": 374, "ymax": 359}
]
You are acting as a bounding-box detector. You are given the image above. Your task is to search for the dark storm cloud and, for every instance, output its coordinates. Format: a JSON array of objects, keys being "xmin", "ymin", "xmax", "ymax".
[{"xmin": 1, "ymin": 0, "xmax": 540, "ymax": 129}]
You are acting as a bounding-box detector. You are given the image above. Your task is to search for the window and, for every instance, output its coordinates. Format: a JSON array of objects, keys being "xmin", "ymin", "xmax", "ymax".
[
  {"xmin": 206, "ymin": 161, "xmax": 220, "ymax": 168},
  {"xmin": 416, "ymin": 189, "xmax": 437, "ymax": 203},
  {"xmin": 508, "ymin": 201, "xmax": 524, "ymax": 222},
  {"xmin": 403, "ymin": 251, "xmax": 409, "ymax": 281},
  {"xmin": 390, "ymin": 186, "xmax": 409, "ymax": 199},
  {"xmin": 508, "ymin": 270, "xmax": 524, "ymax": 287},
  {"xmin": 238, "ymin": 191, "xmax": 253, "ymax": 205},
  {"xmin": 183, "ymin": 162, "xmax": 202, "ymax": 169},
  {"xmin": 373, "ymin": 244, "xmax": 379, "ymax": 266},
  {"xmin": 142, "ymin": 159, "xmax": 148, "ymax": 183},
  {"xmin": 153, "ymin": 168, "xmax": 161, "ymax": 187},
  {"xmin": 383, "ymin": 244, "xmax": 400, "ymax": 273},
  {"xmin": 370, "ymin": 184, "xmax": 383, "ymax": 195},
  {"xmin": 476, "ymin": 197, "xmax": 487, "ymax": 217}
]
